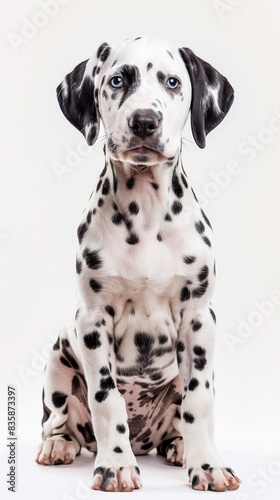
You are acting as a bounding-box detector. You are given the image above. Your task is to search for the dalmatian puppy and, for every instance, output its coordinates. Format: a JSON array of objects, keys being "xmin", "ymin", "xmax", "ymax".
[{"xmin": 36, "ymin": 35, "xmax": 241, "ymax": 493}]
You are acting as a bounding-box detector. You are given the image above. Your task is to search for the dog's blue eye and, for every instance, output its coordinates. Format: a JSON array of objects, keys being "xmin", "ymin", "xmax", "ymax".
[
  {"xmin": 110, "ymin": 76, "xmax": 123, "ymax": 89},
  {"xmin": 166, "ymin": 77, "xmax": 180, "ymax": 90}
]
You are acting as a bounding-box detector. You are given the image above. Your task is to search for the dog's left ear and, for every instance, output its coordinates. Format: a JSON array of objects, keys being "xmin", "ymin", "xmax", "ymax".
[{"xmin": 179, "ymin": 48, "xmax": 234, "ymax": 149}]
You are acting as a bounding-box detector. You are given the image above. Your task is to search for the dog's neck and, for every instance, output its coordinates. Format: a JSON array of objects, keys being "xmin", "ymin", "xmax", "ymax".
[{"xmin": 103, "ymin": 149, "xmax": 190, "ymax": 212}]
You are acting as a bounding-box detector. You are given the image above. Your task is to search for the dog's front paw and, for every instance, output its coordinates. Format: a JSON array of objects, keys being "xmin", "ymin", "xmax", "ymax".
[
  {"xmin": 188, "ymin": 465, "xmax": 241, "ymax": 492},
  {"xmin": 92, "ymin": 465, "xmax": 142, "ymax": 492}
]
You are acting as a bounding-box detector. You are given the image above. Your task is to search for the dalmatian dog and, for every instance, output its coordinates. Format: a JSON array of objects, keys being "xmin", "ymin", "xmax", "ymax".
[{"xmin": 36, "ymin": 35, "xmax": 241, "ymax": 492}]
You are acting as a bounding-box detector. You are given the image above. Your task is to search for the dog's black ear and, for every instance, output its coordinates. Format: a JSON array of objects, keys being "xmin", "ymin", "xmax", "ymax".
[
  {"xmin": 179, "ymin": 48, "xmax": 234, "ymax": 149},
  {"xmin": 56, "ymin": 43, "xmax": 110, "ymax": 146}
]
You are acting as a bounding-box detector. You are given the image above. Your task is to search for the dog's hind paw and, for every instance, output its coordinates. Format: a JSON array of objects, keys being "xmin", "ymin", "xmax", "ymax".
[{"xmin": 36, "ymin": 435, "xmax": 79, "ymax": 465}]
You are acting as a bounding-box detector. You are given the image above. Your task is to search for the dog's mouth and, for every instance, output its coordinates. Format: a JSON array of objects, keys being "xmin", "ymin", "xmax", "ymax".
[{"xmin": 109, "ymin": 138, "xmax": 167, "ymax": 167}]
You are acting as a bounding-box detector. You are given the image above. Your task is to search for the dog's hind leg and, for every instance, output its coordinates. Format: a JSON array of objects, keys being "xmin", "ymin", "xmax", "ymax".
[{"xmin": 36, "ymin": 325, "xmax": 96, "ymax": 465}]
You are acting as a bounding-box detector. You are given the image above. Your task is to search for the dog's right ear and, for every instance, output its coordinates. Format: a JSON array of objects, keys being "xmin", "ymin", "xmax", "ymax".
[{"xmin": 56, "ymin": 43, "xmax": 110, "ymax": 146}]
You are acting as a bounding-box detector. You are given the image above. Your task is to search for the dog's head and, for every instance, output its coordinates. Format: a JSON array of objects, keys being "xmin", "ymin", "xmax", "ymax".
[{"xmin": 57, "ymin": 36, "xmax": 234, "ymax": 166}]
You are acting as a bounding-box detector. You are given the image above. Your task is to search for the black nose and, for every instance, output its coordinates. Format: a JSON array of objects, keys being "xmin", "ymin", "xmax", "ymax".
[{"xmin": 129, "ymin": 109, "xmax": 162, "ymax": 140}]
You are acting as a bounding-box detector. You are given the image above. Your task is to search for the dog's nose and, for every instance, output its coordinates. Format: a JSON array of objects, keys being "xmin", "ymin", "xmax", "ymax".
[{"xmin": 129, "ymin": 109, "xmax": 162, "ymax": 140}]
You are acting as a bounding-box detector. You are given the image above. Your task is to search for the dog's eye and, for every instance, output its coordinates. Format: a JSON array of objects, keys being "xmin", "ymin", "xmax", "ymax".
[
  {"xmin": 110, "ymin": 76, "xmax": 123, "ymax": 89},
  {"xmin": 166, "ymin": 77, "xmax": 180, "ymax": 90}
]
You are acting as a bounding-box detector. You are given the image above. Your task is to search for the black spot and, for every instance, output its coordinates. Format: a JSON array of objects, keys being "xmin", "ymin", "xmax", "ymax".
[
  {"xmin": 98, "ymin": 198, "xmax": 104, "ymax": 207},
  {"xmin": 60, "ymin": 356, "xmax": 71, "ymax": 368},
  {"xmin": 134, "ymin": 332, "xmax": 154, "ymax": 356},
  {"xmin": 195, "ymin": 220, "xmax": 205, "ymax": 234},
  {"xmin": 94, "ymin": 466, "xmax": 105, "ymax": 475},
  {"xmin": 188, "ymin": 468, "xmax": 193, "ymax": 478},
  {"xmin": 95, "ymin": 390, "xmax": 108, "ymax": 403},
  {"xmin": 113, "ymin": 446, "xmax": 123, "ymax": 453},
  {"xmin": 111, "ymin": 212, "xmax": 124, "ymax": 225},
  {"xmin": 189, "ymin": 378, "xmax": 199, "ymax": 391},
  {"xmin": 202, "ymin": 236, "xmax": 211, "ymax": 247},
  {"xmin": 194, "ymin": 356, "xmax": 207, "ymax": 371},
  {"xmin": 100, "ymin": 164, "xmax": 107, "ymax": 177},
  {"xmin": 171, "ymin": 200, "xmax": 183, "ymax": 215},
  {"xmin": 172, "ymin": 172, "xmax": 184, "ymax": 198},
  {"xmin": 95, "ymin": 318, "xmax": 106, "ymax": 327},
  {"xmin": 83, "ymin": 248, "xmax": 102, "ymax": 269},
  {"xmin": 192, "ymin": 319, "xmax": 202, "ymax": 332},
  {"xmin": 96, "ymin": 179, "xmax": 102, "ymax": 192},
  {"xmin": 183, "ymin": 255, "xmax": 196, "ymax": 264},
  {"xmin": 77, "ymin": 222, "xmax": 88, "ymax": 244},
  {"xmin": 193, "ymin": 345, "xmax": 206, "ymax": 356},
  {"xmin": 118, "ymin": 65, "xmax": 141, "ymax": 108},
  {"xmin": 177, "ymin": 341, "xmax": 185, "ymax": 353},
  {"xmin": 192, "ymin": 280, "xmax": 208, "ymax": 298},
  {"xmin": 125, "ymin": 219, "xmax": 133, "ymax": 231},
  {"xmin": 100, "ymin": 366, "xmax": 110, "ymax": 376},
  {"xmin": 201, "ymin": 463, "xmax": 210, "ymax": 470},
  {"xmin": 141, "ymin": 442, "xmax": 153, "ymax": 450},
  {"xmin": 183, "ymin": 412, "xmax": 195, "ymax": 424},
  {"xmin": 100, "ymin": 376, "xmax": 115, "ymax": 391},
  {"xmin": 135, "ymin": 466, "xmax": 140, "ymax": 475},
  {"xmin": 126, "ymin": 233, "xmax": 139, "ymax": 245},
  {"xmin": 157, "ymin": 232, "xmax": 163, "ymax": 242},
  {"xmin": 181, "ymin": 174, "xmax": 188, "ymax": 189},
  {"xmin": 105, "ymin": 305, "xmax": 115, "ymax": 317},
  {"xmin": 151, "ymin": 182, "xmax": 158, "ymax": 190},
  {"xmin": 198, "ymin": 265, "xmax": 209, "ymax": 282},
  {"xmin": 52, "ymin": 391, "xmax": 67, "ymax": 408},
  {"xmin": 89, "ymin": 278, "xmax": 102, "ymax": 293},
  {"xmin": 77, "ymin": 422, "xmax": 95, "ymax": 443},
  {"xmin": 84, "ymin": 331, "xmax": 101, "ymax": 349},
  {"xmin": 128, "ymin": 201, "xmax": 139, "ymax": 215},
  {"xmin": 164, "ymin": 213, "xmax": 172, "ymax": 222},
  {"xmin": 62, "ymin": 433, "xmax": 72, "ymax": 442},
  {"xmin": 102, "ymin": 178, "xmax": 110, "ymax": 195},
  {"xmin": 147, "ymin": 63, "xmax": 153, "ymax": 71},
  {"xmin": 61, "ymin": 343, "xmax": 79, "ymax": 370},
  {"xmin": 116, "ymin": 424, "xmax": 126, "ymax": 433},
  {"xmin": 87, "ymin": 211, "xmax": 92, "ymax": 225},
  {"xmin": 53, "ymin": 337, "xmax": 60, "ymax": 350},
  {"xmin": 98, "ymin": 43, "xmax": 111, "ymax": 62},
  {"xmin": 76, "ymin": 259, "xmax": 82, "ymax": 274},
  {"xmin": 225, "ymin": 467, "xmax": 236, "ymax": 476},
  {"xmin": 158, "ymin": 334, "xmax": 168, "ymax": 344},
  {"xmin": 157, "ymin": 71, "xmax": 165, "ymax": 84},
  {"xmin": 126, "ymin": 177, "xmax": 135, "ymax": 190},
  {"xmin": 205, "ymin": 381, "xmax": 210, "ymax": 389},
  {"xmin": 62, "ymin": 405, "xmax": 68, "ymax": 415},
  {"xmin": 180, "ymin": 286, "xmax": 191, "ymax": 301},
  {"xmin": 192, "ymin": 475, "xmax": 200, "ymax": 488}
]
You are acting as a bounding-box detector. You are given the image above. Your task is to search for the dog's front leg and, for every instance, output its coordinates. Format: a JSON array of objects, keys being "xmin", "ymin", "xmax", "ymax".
[
  {"xmin": 76, "ymin": 308, "xmax": 142, "ymax": 492},
  {"xmin": 178, "ymin": 306, "xmax": 241, "ymax": 492}
]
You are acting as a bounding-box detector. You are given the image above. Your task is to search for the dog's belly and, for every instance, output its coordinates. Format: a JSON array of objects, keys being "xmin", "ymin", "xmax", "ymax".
[{"xmin": 118, "ymin": 375, "xmax": 182, "ymax": 454}]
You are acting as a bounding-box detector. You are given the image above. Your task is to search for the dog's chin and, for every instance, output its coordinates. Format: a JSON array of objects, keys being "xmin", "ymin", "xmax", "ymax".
[{"xmin": 112, "ymin": 147, "xmax": 167, "ymax": 171}]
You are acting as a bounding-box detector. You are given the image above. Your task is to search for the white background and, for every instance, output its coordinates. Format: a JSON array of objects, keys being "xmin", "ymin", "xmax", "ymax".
[{"xmin": 1, "ymin": 0, "xmax": 280, "ymax": 498}]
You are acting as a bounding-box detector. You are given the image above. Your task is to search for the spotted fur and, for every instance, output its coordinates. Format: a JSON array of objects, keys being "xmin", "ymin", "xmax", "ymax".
[{"xmin": 36, "ymin": 35, "xmax": 240, "ymax": 493}]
